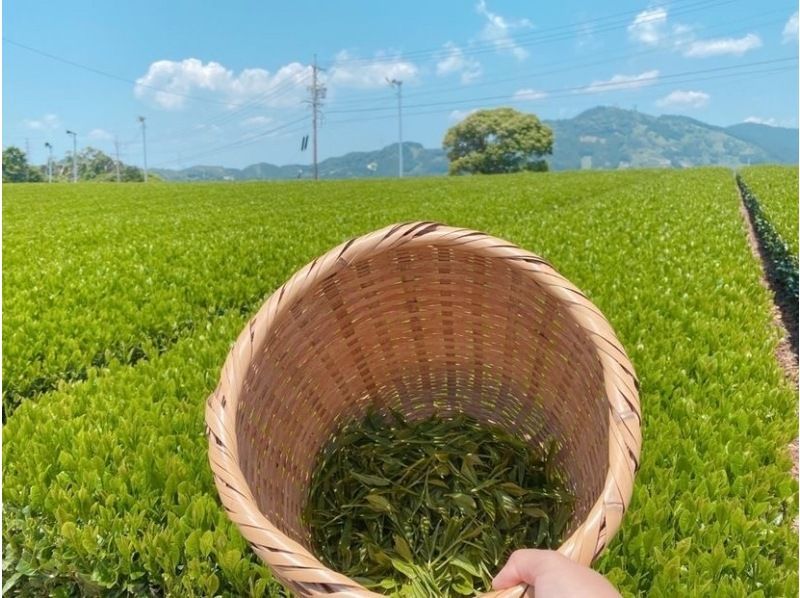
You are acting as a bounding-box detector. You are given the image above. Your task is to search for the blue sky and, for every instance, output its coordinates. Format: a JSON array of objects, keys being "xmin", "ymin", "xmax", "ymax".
[{"xmin": 4, "ymin": 0, "xmax": 798, "ymax": 169}]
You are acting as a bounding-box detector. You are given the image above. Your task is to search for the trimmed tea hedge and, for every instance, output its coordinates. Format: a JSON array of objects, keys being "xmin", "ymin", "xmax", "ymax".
[
  {"xmin": 740, "ymin": 165, "xmax": 799, "ymax": 259},
  {"xmin": 2, "ymin": 174, "xmax": 626, "ymax": 415},
  {"xmin": 3, "ymin": 312, "xmax": 284, "ymax": 596},
  {"xmin": 737, "ymin": 173, "xmax": 799, "ymax": 299},
  {"xmin": 3, "ymin": 169, "xmax": 797, "ymax": 596}
]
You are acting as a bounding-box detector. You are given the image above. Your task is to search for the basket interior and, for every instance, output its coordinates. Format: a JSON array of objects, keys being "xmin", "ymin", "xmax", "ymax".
[{"xmin": 236, "ymin": 243, "xmax": 608, "ymax": 551}]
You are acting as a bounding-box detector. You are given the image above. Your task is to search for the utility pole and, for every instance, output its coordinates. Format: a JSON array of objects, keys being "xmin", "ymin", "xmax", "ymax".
[
  {"xmin": 66, "ymin": 130, "xmax": 77, "ymax": 182},
  {"xmin": 44, "ymin": 142, "xmax": 53, "ymax": 183},
  {"xmin": 388, "ymin": 79, "xmax": 403, "ymax": 177},
  {"xmin": 24, "ymin": 138, "xmax": 30, "ymax": 182},
  {"xmin": 114, "ymin": 136, "xmax": 122, "ymax": 182},
  {"xmin": 138, "ymin": 116, "xmax": 148, "ymax": 182},
  {"xmin": 307, "ymin": 55, "xmax": 326, "ymax": 180}
]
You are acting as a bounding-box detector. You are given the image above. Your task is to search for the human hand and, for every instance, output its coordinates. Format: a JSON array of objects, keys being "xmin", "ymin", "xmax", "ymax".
[{"xmin": 492, "ymin": 549, "xmax": 621, "ymax": 598}]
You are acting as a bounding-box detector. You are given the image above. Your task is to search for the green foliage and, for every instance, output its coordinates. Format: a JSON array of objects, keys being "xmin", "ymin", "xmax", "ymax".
[
  {"xmin": 443, "ymin": 108, "xmax": 553, "ymax": 175},
  {"xmin": 1, "ymin": 175, "xmax": 621, "ymax": 414},
  {"xmin": 77, "ymin": 147, "xmax": 117, "ymax": 181},
  {"xmin": 3, "ymin": 145, "xmax": 146, "ymax": 184},
  {"xmin": 740, "ymin": 165, "xmax": 799, "ymax": 259},
  {"xmin": 70, "ymin": 147, "xmax": 150, "ymax": 182},
  {"xmin": 3, "ymin": 312, "xmax": 287, "ymax": 597},
  {"xmin": 306, "ymin": 411, "xmax": 573, "ymax": 596},
  {"xmin": 3, "ymin": 169, "xmax": 798, "ymax": 596},
  {"xmin": 3, "ymin": 146, "xmax": 42, "ymax": 183},
  {"xmin": 120, "ymin": 164, "xmax": 146, "ymax": 182},
  {"xmin": 736, "ymin": 174, "xmax": 798, "ymax": 300}
]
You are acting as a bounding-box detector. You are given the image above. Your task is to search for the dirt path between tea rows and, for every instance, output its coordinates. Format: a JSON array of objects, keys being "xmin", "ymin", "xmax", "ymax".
[{"xmin": 735, "ymin": 179, "xmax": 798, "ymax": 483}]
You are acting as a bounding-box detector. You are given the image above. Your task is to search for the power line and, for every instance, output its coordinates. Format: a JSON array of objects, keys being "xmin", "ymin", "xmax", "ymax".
[
  {"xmin": 3, "ymin": 37, "xmax": 305, "ymax": 110},
  {"xmin": 4, "ymin": 36, "xmax": 314, "ymax": 150},
  {"xmin": 145, "ymin": 72, "xmax": 313, "ymax": 145},
  {"xmin": 321, "ymin": 0, "xmax": 738, "ymax": 68},
  {"xmin": 327, "ymin": 10, "xmax": 789, "ymax": 109},
  {"xmin": 317, "ymin": 5, "xmax": 780, "ymax": 122},
  {"xmin": 150, "ymin": 63, "xmax": 792, "ymax": 171},
  {"xmin": 3, "ymin": 0, "xmax": 765, "ymax": 164},
  {"xmin": 17, "ymin": 0, "xmax": 778, "ymax": 171},
  {"xmin": 150, "ymin": 115, "xmax": 311, "ymax": 167},
  {"xmin": 322, "ymin": 65, "xmax": 796, "ymax": 130},
  {"xmin": 149, "ymin": 59, "xmax": 793, "ymax": 169},
  {"xmin": 325, "ymin": 57, "xmax": 797, "ymax": 116}
]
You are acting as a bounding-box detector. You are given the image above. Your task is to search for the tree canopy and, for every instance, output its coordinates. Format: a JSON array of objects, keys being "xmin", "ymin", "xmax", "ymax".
[
  {"xmin": 2, "ymin": 147, "xmax": 42, "ymax": 183},
  {"xmin": 2, "ymin": 145, "xmax": 147, "ymax": 183},
  {"xmin": 442, "ymin": 108, "xmax": 554, "ymax": 175}
]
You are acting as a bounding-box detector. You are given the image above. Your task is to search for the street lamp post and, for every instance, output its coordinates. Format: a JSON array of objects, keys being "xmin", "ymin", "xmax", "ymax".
[
  {"xmin": 44, "ymin": 142, "xmax": 53, "ymax": 183},
  {"xmin": 65, "ymin": 130, "xmax": 77, "ymax": 182},
  {"xmin": 138, "ymin": 116, "xmax": 148, "ymax": 182},
  {"xmin": 387, "ymin": 78, "xmax": 403, "ymax": 178}
]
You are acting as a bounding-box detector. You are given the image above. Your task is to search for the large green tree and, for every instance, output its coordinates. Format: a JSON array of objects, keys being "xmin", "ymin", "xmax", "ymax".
[
  {"xmin": 52, "ymin": 148, "xmax": 146, "ymax": 182},
  {"xmin": 442, "ymin": 108, "xmax": 554, "ymax": 175},
  {"xmin": 77, "ymin": 147, "xmax": 117, "ymax": 180},
  {"xmin": 3, "ymin": 146, "xmax": 42, "ymax": 182}
]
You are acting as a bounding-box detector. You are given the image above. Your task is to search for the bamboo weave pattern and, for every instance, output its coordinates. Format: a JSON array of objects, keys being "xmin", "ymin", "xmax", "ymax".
[{"xmin": 206, "ymin": 222, "xmax": 642, "ymax": 598}]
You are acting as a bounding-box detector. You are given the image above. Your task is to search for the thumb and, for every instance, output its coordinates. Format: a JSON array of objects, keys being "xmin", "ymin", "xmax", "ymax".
[{"xmin": 492, "ymin": 549, "xmax": 554, "ymax": 589}]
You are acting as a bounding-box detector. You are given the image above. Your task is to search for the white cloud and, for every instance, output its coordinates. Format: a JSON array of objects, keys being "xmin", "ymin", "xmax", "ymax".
[
  {"xmin": 241, "ymin": 116, "xmax": 273, "ymax": 127},
  {"xmin": 135, "ymin": 58, "xmax": 311, "ymax": 110},
  {"xmin": 683, "ymin": 33, "xmax": 762, "ymax": 57},
  {"xmin": 87, "ymin": 128, "xmax": 113, "ymax": 141},
  {"xmin": 475, "ymin": 0, "xmax": 532, "ymax": 61},
  {"xmin": 670, "ymin": 24, "xmax": 696, "ymax": 49},
  {"xmin": 449, "ymin": 108, "xmax": 479, "ymax": 122},
  {"xmin": 628, "ymin": 8, "xmax": 668, "ymax": 46},
  {"xmin": 656, "ymin": 90, "xmax": 710, "ymax": 108},
  {"xmin": 744, "ymin": 116, "xmax": 779, "ymax": 126},
  {"xmin": 783, "ymin": 11, "xmax": 798, "ymax": 43},
  {"xmin": 584, "ymin": 70, "xmax": 659, "ymax": 93},
  {"xmin": 23, "ymin": 113, "xmax": 60, "ymax": 130},
  {"xmin": 327, "ymin": 51, "xmax": 419, "ymax": 89},
  {"xmin": 576, "ymin": 21, "xmax": 601, "ymax": 51},
  {"xmin": 194, "ymin": 123, "xmax": 222, "ymax": 133},
  {"xmin": 436, "ymin": 43, "xmax": 482, "ymax": 83},
  {"xmin": 512, "ymin": 88, "xmax": 547, "ymax": 101}
]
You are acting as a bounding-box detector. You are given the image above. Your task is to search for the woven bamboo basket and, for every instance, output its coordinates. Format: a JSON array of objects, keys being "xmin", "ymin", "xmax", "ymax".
[{"xmin": 206, "ymin": 221, "xmax": 641, "ymax": 598}]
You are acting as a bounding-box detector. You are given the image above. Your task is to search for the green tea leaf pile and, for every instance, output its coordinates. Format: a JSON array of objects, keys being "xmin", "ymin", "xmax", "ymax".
[{"xmin": 304, "ymin": 410, "xmax": 575, "ymax": 596}]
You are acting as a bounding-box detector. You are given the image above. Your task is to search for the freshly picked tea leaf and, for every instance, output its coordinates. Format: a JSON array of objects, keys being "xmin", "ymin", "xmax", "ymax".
[{"xmin": 303, "ymin": 410, "xmax": 574, "ymax": 597}]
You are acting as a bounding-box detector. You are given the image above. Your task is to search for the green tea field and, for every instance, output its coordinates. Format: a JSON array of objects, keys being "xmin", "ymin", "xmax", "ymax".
[{"xmin": 3, "ymin": 169, "xmax": 798, "ymax": 597}]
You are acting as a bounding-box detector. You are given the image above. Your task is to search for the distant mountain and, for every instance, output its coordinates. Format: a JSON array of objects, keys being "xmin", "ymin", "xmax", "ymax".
[
  {"xmin": 152, "ymin": 142, "xmax": 446, "ymax": 181},
  {"xmin": 724, "ymin": 122, "xmax": 798, "ymax": 164},
  {"xmin": 544, "ymin": 106, "xmax": 797, "ymax": 170},
  {"xmin": 152, "ymin": 107, "xmax": 797, "ymax": 180}
]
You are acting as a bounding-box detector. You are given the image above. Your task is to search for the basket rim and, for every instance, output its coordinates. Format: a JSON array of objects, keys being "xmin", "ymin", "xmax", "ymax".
[{"xmin": 205, "ymin": 221, "xmax": 642, "ymax": 598}]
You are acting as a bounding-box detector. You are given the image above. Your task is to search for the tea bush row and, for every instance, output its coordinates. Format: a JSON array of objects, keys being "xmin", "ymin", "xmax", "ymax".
[
  {"xmin": 737, "ymin": 173, "xmax": 799, "ymax": 299},
  {"xmin": 1, "ymin": 173, "xmax": 625, "ymax": 415},
  {"xmin": 739, "ymin": 165, "xmax": 799, "ymax": 258}
]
